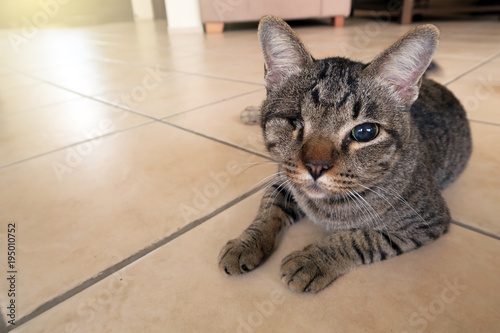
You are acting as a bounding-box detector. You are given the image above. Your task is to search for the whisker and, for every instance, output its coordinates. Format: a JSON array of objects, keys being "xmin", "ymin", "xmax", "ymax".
[
  {"xmin": 261, "ymin": 99, "xmax": 297, "ymax": 110},
  {"xmin": 261, "ymin": 175, "xmax": 288, "ymax": 196},
  {"xmin": 261, "ymin": 175, "xmax": 286, "ymax": 193},
  {"xmin": 351, "ymin": 189, "xmax": 393, "ymax": 245},
  {"xmin": 358, "ymin": 184, "xmax": 402, "ymax": 221},
  {"xmin": 270, "ymin": 179, "xmax": 291, "ymax": 204},
  {"xmin": 267, "ymin": 179, "xmax": 292, "ymax": 221},
  {"xmin": 375, "ymin": 186, "xmax": 429, "ymax": 228},
  {"xmin": 237, "ymin": 161, "xmax": 280, "ymax": 167},
  {"xmin": 266, "ymin": 107, "xmax": 301, "ymax": 114},
  {"xmin": 347, "ymin": 189, "xmax": 377, "ymax": 230},
  {"xmin": 238, "ymin": 161, "xmax": 280, "ymax": 174},
  {"xmin": 245, "ymin": 172, "xmax": 285, "ymax": 193}
]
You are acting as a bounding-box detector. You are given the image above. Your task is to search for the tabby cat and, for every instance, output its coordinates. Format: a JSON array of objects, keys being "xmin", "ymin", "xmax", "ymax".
[{"xmin": 219, "ymin": 16, "xmax": 472, "ymax": 293}]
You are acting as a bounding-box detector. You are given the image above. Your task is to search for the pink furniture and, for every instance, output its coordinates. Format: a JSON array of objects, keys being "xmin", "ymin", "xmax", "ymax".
[{"xmin": 199, "ymin": 0, "xmax": 352, "ymax": 33}]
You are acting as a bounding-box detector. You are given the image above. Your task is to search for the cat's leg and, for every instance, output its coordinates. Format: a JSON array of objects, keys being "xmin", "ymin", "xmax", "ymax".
[
  {"xmin": 219, "ymin": 183, "xmax": 304, "ymax": 275},
  {"xmin": 281, "ymin": 223, "xmax": 448, "ymax": 293}
]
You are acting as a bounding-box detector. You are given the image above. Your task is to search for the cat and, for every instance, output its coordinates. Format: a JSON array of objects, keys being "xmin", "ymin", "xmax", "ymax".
[{"xmin": 219, "ymin": 16, "xmax": 472, "ymax": 293}]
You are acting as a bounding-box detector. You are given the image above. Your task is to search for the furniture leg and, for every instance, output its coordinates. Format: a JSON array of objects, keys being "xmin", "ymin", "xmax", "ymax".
[
  {"xmin": 205, "ymin": 22, "xmax": 224, "ymax": 33},
  {"xmin": 331, "ymin": 16, "xmax": 344, "ymax": 27},
  {"xmin": 400, "ymin": 0, "xmax": 415, "ymax": 24}
]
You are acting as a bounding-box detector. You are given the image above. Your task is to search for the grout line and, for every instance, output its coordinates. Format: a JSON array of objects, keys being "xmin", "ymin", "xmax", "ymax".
[
  {"xmin": 72, "ymin": 57, "xmax": 266, "ymax": 87},
  {"xmin": 444, "ymin": 51, "xmax": 500, "ymax": 86},
  {"xmin": 0, "ymin": 68, "xmax": 271, "ymax": 168},
  {"xmin": 0, "ymin": 311, "xmax": 7, "ymax": 332},
  {"xmin": 3, "ymin": 67, "xmax": 160, "ymax": 122},
  {"xmin": 0, "ymin": 75, "xmax": 269, "ymax": 171},
  {"xmin": 160, "ymin": 119, "xmax": 272, "ymax": 161},
  {"xmin": 0, "ymin": 120, "xmax": 155, "ymax": 171},
  {"xmin": 12, "ymin": 53, "xmax": 265, "ymax": 88},
  {"xmin": 161, "ymin": 88, "xmax": 264, "ymax": 120},
  {"xmin": 167, "ymin": 69, "xmax": 265, "ymax": 87},
  {"xmin": 17, "ymin": 68, "xmax": 261, "ymax": 124},
  {"xmin": 0, "ymin": 95, "xmax": 82, "ymax": 115},
  {"xmin": 7, "ymin": 185, "xmax": 265, "ymax": 331},
  {"xmin": 89, "ymin": 95, "xmax": 160, "ymax": 120},
  {"xmin": 451, "ymin": 220, "xmax": 500, "ymax": 241},
  {"xmin": 468, "ymin": 119, "xmax": 500, "ymax": 127}
]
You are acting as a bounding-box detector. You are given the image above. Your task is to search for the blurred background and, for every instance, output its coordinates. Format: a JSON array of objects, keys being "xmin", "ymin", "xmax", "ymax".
[
  {"xmin": 0, "ymin": 0, "xmax": 499, "ymax": 31},
  {"xmin": 0, "ymin": 0, "xmax": 165, "ymax": 28}
]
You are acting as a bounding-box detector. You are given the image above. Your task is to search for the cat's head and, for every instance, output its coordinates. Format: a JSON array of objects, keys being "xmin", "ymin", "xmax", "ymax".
[{"xmin": 258, "ymin": 16, "xmax": 439, "ymax": 199}]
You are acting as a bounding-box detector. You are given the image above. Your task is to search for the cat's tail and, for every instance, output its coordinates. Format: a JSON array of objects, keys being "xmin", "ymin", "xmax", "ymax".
[
  {"xmin": 424, "ymin": 61, "xmax": 441, "ymax": 77},
  {"xmin": 240, "ymin": 105, "xmax": 260, "ymax": 125}
]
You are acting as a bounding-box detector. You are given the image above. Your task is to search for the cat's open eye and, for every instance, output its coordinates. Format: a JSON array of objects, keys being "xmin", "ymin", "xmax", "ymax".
[{"xmin": 351, "ymin": 123, "xmax": 379, "ymax": 142}]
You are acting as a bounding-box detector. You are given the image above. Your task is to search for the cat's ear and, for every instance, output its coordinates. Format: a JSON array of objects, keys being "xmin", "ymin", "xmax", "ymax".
[
  {"xmin": 258, "ymin": 16, "xmax": 314, "ymax": 91},
  {"xmin": 364, "ymin": 24, "xmax": 439, "ymax": 105}
]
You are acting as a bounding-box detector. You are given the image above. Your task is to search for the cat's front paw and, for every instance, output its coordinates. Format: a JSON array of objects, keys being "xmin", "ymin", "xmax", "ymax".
[
  {"xmin": 280, "ymin": 247, "xmax": 336, "ymax": 293},
  {"xmin": 218, "ymin": 238, "xmax": 265, "ymax": 275}
]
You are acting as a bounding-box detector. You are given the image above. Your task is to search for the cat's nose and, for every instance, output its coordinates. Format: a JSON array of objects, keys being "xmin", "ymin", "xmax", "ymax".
[{"xmin": 303, "ymin": 160, "xmax": 332, "ymax": 180}]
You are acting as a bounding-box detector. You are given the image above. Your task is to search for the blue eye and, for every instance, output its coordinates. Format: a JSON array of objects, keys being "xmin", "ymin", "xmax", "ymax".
[{"xmin": 351, "ymin": 123, "xmax": 379, "ymax": 142}]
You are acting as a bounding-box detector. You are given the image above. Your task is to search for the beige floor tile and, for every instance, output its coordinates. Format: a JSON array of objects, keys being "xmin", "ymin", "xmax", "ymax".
[
  {"xmin": 199, "ymin": 58, "xmax": 265, "ymax": 85},
  {"xmin": 302, "ymin": 22, "xmax": 499, "ymax": 65},
  {"xmin": 162, "ymin": 53, "xmax": 265, "ymax": 84},
  {"xmin": 447, "ymin": 58, "xmax": 500, "ymax": 125},
  {"xmin": 0, "ymin": 45, "xmax": 89, "ymax": 72},
  {"xmin": 309, "ymin": 43, "xmax": 380, "ymax": 63},
  {"xmin": 0, "ymin": 72, "xmax": 39, "ymax": 91},
  {"xmin": 443, "ymin": 27, "xmax": 500, "ymax": 45},
  {"xmin": 443, "ymin": 122, "xmax": 500, "ymax": 237},
  {"xmin": 437, "ymin": 40, "xmax": 499, "ymax": 60},
  {"xmin": 295, "ymin": 27, "xmax": 488, "ymax": 68},
  {"xmin": 159, "ymin": 31, "xmax": 262, "ymax": 58},
  {"xmin": 82, "ymin": 45, "xmax": 145, "ymax": 59},
  {"xmin": 0, "ymin": 67, "xmax": 12, "ymax": 75},
  {"xmin": 158, "ymin": 52, "xmax": 245, "ymax": 73},
  {"xmin": 13, "ymin": 192, "xmax": 500, "ymax": 333},
  {"xmin": 95, "ymin": 74, "xmax": 262, "ymax": 118},
  {"xmin": 450, "ymin": 55, "xmax": 500, "ymax": 84},
  {"xmin": 427, "ymin": 55, "xmax": 483, "ymax": 85},
  {"xmin": 0, "ymin": 122, "xmax": 274, "ymax": 321},
  {"xmin": 78, "ymin": 44, "xmax": 193, "ymax": 65},
  {"xmin": 0, "ymin": 83, "xmax": 80, "ymax": 114},
  {"xmin": 35, "ymin": 74, "xmax": 132, "ymax": 97},
  {"xmin": 166, "ymin": 90, "xmax": 268, "ymax": 156},
  {"xmin": 448, "ymin": 82, "xmax": 500, "ymax": 125},
  {"xmin": 96, "ymin": 46, "xmax": 199, "ymax": 66},
  {"xmin": 31, "ymin": 61, "xmax": 177, "ymax": 96},
  {"xmin": 0, "ymin": 97, "xmax": 151, "ymax": 167},
  {"xmin": 174, "ymin": 29, "xmax": 261, "ymax": 55},
  {"xmin": 432, "ymin": 22, "xmax": 478, "ymax": 36},
  {"xmin": 29, "ymin": 60, "xmax": 148, "ymax": 82},
  {"xmin": 26, "ymin": 61, "xmax": 100, "ymax": 82}
]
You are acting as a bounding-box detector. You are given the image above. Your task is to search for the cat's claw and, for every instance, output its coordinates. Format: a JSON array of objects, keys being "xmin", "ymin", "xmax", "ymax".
[
  {"xmin": 218, "ymin": 238, "xmax": 265, "ymax": 275},
  {"xmin": 280, "ymin": 249, "xmax": 335, "ymax": 293}
]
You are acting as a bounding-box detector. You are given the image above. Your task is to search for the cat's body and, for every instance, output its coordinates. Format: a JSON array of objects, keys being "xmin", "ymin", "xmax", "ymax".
[{"xmin": 219, "ymin": 16, "xmax": 471, "ymax": 293}]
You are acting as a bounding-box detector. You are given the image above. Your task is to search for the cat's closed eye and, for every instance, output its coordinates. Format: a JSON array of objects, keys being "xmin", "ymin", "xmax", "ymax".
[
  {"xmin": 278, "ymin": 117, "xmax": 304, "ymax": 140},
  {"xmin": 351, "ymin": 123, "xmax": 379, "ymax": 142}
]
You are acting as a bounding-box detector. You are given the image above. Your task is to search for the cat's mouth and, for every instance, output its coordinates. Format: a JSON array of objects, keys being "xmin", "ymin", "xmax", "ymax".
[
  {"xmin": 293, "ymin": 177, "xmax": 354, "ymax": 200},
  {"xmin": 302, "ymin": 182, "xmax": 329, "ymax": 199}
]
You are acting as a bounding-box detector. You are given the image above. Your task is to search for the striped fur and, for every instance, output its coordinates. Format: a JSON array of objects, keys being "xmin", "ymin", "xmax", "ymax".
[{"xmin": 218, "ymin": 16, "xmax": 472, "ymax": 293}]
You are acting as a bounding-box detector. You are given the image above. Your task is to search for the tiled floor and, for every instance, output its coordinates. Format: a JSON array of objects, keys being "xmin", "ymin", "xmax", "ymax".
[{"xmin": 0, "ymin": 16, "xmax": 499, "ymax": 332}]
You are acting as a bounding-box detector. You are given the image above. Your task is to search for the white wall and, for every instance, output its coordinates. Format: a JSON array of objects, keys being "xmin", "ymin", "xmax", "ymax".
[
  {"xmin": 165, "ymin": 0, "xmax": 203, "ymax": 32},
  {"xmin": 131, "ymin": 0, "xmax": 154, "ymax": 20}
]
